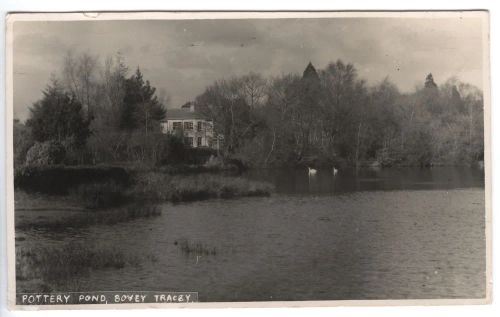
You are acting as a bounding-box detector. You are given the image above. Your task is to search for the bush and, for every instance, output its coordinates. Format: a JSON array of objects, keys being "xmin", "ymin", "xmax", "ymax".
[
  {"xmin": 25, "ymin": 141, "xmax": 66, "ymax": 166},
  {"xmin": 13, "ymin": 120, "xmax": 34, "ymax": 168},
  {"xmin": 183, "ymin": 147, "xmax": 217, "ymax": 165},
  {"xmin": 156, "ymin": 162, "xmax": 237, "ymax": 175},
  {"xmin": 204, "ymin": 155, "xmax": 224, "ymax": 169},
  {"xmin": 14, "ymin": 165, "xmax": 130, "ymax": 195}
]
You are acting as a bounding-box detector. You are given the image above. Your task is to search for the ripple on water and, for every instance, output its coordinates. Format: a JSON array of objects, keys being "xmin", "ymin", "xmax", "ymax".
[{"xmin": 17, "ymin": 188, "xmax": 486, "ymax": 301}]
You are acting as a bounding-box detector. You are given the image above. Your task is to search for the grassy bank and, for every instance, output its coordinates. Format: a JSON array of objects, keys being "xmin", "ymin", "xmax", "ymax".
[
  {"xmin": 132, "ymin": 173, "xmax": 273, "ymax": 203},
  {"xmin": 15, "ymin": 170, "xmax": 273, "ymax": 230},
  {"xmin": 68, "ymin": 172, "xmax": 273, "ymax": 207},
  {"xmin": 16, "ymin": 242, "xmax": 141, "ymax": 293},
  {"xmin": 15, "ymin": 203, "xmax": 161, "ymax": 231},
  {"xmin": 15, "ymin": 165, "xmax": 274, "ymax": 207}
]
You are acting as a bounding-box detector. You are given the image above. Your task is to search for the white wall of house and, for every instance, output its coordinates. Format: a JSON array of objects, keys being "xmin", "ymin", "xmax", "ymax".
[{"xmin": 161, "ymin": 119, "xmax": 214, "ymax": 148}]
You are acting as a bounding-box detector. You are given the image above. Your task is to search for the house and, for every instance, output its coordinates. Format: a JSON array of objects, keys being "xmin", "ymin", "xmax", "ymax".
[{"xmin": 161, "ymin": 102, "xmax": 217, "ymax": 148}]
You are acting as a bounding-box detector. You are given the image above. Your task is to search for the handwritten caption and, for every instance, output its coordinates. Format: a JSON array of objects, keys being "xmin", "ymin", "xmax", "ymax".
[{"xmin": 17, "ymin": 291, "xmax": 198, "ymax": 305}]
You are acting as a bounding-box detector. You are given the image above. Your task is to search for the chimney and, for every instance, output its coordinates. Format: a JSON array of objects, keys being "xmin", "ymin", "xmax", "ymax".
[{"xmin": 181, "ymin": 101, "xmax": 195, "ymax": 112}]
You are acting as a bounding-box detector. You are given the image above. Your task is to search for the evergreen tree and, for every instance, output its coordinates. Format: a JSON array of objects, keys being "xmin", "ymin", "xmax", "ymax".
[
  {"xmin": 425, "ymin": 73, "xmax": 438, "ymax": 89},
  {"xmin": 421, "ymin": 73, "xmax": 441, "ymax": 114},
  {"xmin": 297, "ymin": 62, "xmax": 322, "ymax": 159},
  {"xmin": 121, "ymin": 67, "xmax": 166, "ymax": 132},
  {"xmin": 26, "ymin": 80, "xmax": 91, "ymax": 147}
]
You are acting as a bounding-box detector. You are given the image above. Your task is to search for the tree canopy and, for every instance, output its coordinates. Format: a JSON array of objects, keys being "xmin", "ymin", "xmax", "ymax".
[{"xmin": 17, "ymin": 51, "xmax": 484, "ymax": 168}]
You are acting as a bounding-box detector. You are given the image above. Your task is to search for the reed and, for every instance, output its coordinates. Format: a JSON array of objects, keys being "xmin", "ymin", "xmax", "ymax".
[{"xmin": 175, "ymin": 240, "xmax": 217, "ymax": 256}]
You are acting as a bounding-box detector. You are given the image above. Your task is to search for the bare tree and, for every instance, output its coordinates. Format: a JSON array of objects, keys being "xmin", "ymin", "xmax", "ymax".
[
  {"xmin": 62, "ymin": 51, "xmax": 99, "ymax": 118},
  {"xmin": 240, "ymin": 73, "xmax": 267, "ymax": 109}
]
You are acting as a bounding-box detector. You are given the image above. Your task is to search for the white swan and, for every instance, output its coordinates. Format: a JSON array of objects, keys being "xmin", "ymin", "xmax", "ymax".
[{"xmin": 308, "ymin": 167, "xmax": 317, "ymax": 175}]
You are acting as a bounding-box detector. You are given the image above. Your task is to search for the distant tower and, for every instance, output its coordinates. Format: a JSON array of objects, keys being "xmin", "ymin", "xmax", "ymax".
[
  {"xmin": 303, "ymin": 62, "xmax": 319, "ymax": 80},
  {"xmin": 301, "ymin": 62, "xmax": 320, "ymax": 96}
]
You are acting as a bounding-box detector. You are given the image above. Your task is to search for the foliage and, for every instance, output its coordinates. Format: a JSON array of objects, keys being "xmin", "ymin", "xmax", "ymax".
[
  {"xmin": 122, "ymin": 68, "xmax": 166, "ymax": 132},
  {"xmin": 25, "ymin": 141, "xmax": 66, "ymax": 166},
  {"xmin": 19, "ymin": 50, "xmax": 484, "ymax": 168},
  {"xmin": 25, "ymin": 53, "xmax": 169, "ymax": 166},
  {"xmin": 26, "ymin": 80, "xmax": 91, "ymax": 148},
  {"xmin": 14, "ymin": 165, "xmax": 130, "ymax": 195},
  {"xmin": 195, "ymin": 62, "xmax": 483, "ymax": 167},
  {"xmin": 13, "ymin": 120, "xmax": 34, "ymax": 168}
]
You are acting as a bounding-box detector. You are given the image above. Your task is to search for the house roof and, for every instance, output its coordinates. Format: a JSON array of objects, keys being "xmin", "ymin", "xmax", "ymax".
[{"xmin": 163, "ymin": 108, "xmax": 210, "ymax": 121}]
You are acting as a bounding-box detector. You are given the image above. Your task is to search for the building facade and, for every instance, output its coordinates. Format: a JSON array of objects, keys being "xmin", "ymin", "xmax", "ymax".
[{"xmin": 161, "ymin": 102, "xmax": 215, "ymax": 148}]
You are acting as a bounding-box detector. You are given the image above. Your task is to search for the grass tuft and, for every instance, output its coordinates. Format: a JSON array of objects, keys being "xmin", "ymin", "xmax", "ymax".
[{"xmin": 175, "ymin": 239, "xmax": 217, "ymax": 256}]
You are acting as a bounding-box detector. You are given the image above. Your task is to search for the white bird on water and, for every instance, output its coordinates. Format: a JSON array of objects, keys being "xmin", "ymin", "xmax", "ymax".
[{"xmin": 308, "ymin": 167, "xmax": 317, "ymax": 176}]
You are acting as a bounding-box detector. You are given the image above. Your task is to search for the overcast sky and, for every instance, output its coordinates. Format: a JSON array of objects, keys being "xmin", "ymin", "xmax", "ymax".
[{"xmin": 13, "ymin": 17, "xmax": 484, "ymax": 121}]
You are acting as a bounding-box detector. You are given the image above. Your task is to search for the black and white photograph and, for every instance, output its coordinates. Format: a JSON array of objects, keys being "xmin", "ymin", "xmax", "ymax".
[{"xmin": 5, "ymin": 11, "xmax": 490, "ymax": 308}]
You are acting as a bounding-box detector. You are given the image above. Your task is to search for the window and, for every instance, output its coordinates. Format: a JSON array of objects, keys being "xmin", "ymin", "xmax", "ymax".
[
  {"xmin": 197, "ymin": 137, "xmax": 202, "ymax": 147},
  {"xmin": 197, "ymin": 121, "xmax": 203, "ymax": 132},
  {"xmin": 172, "ymin": 122, "xmax": 182, "ymax": 130},
  {"xmin": 184, "ymin": 137, "xmax": 193, "ymax": 147},
  {"xmin": 184, "ymin": 121, "xmax": 193, "ymax": 130}
]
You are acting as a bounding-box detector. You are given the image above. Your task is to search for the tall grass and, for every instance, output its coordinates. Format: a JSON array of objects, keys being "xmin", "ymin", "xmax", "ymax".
[
  {"xmin": 75, "ymin": 181, "xmax": 128, "ymax": 209},
  {"xmin": 133, "ymin": 173, "xmax": 273, "ymax": 203},
  {"xmin": 16, "ymin": 242, "xmax": 140, "ymax": 292},
  {"xmin": 15, "ymin": 204, "xmax": 161, "ymax": 231},
  {"xmin": 175, "ymin": 239, "xmax": 217, "ymax": 256}
]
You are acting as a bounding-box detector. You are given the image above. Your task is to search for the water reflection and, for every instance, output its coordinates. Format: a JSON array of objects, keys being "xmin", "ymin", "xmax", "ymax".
[{"xmin": 244, "ymin": 166, "xmax": 485, "ymax": 195}]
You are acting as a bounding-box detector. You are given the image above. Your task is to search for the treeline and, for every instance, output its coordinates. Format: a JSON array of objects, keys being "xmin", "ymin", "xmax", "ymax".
[
  {"xmin": 14, "ymin": 51, "xmax": 484, "ymax": 169},
  {"xmin": 195, "ymin": 62, "xmax": 484, "ymax": 168},
  {"xmin": 14, "ymin": 52, "xmax": 187, "ymax": 168}
]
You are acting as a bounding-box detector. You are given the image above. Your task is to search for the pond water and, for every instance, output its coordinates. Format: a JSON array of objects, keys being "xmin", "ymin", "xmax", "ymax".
[
  {"xmin": 17, "ymin": 167, "xmax": 486, "ymax": 301},
  {"xmin": 243, "ymin": 166, "xmax": 485, "ymax": 194}
]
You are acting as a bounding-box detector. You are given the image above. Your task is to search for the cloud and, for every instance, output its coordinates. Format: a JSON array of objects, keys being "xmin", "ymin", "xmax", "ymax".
[{"xmin": 12, "ymin": 16, "xmax": 485, "ymax": 121}]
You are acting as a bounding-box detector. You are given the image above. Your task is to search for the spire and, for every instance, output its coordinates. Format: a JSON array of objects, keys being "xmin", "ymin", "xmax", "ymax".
[{"xmin": 303, "ymin": 62, "xmax": 318, "ymax": 79}]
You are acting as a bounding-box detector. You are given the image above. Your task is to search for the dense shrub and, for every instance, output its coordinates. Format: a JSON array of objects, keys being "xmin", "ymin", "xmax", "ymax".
[
  {"xmin": 204, "ymin": 155, "xmax": 224, "ymax": 169},
  {"xmin": 25, "ymin": 141, "xmax": 66, "ymax": 166},
  {"xmin": 14, "ymin": 165, "xmax": 130, "ymax": 195},
  {"xmin": 13, "ymin": 120, "xmax": 34, "ymax": 168},
  {"xmin": 156, "ymin": 163, "xmax": 238, "ymax": 175},
  {"xmin": 183, "ymin": 147, "xmax": 217, "ymax": 165}
]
